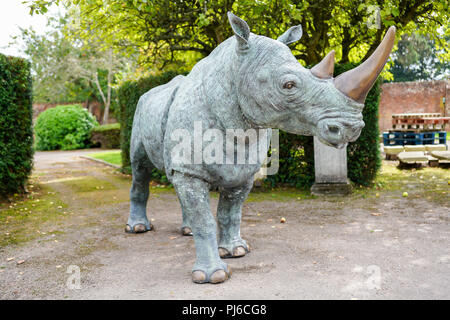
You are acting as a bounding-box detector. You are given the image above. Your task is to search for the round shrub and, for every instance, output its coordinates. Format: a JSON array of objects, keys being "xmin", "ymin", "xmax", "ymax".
[{"xmin": 34, "ymin": 104, "xmax": 98, "ymax": 151}]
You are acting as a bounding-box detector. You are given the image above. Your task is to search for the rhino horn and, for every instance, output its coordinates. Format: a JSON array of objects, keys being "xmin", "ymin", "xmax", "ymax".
[
  {"xmin": 311, "ymin": 50, "xmax": 335, "ymax": 79},
  {"xmin": 334, "ymin": 26, "xmax": 396, "ymax": 103}
]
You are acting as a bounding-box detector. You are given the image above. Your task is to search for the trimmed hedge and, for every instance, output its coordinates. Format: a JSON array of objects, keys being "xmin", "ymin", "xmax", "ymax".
[
  {"xmin": 118, "ymin": 71, "xmax": 183, "ymax": 181},
  {"xmin": 337, "ymin": 63, "xmax": 382, "ymax": 186},
  {"xmin": 0, "ymin": 54, "xmax": 34, "ymax": 198},
  {"xmin": 264, "ymin": 133, "xmax": 314, "ymax": 189},
  {"xmin": 91, "ymin": 123, "xmax": 121, "ymax": 149},
  {"xmin": 34, "ymin": 104, "xmax": 98, "ymax": 151}
]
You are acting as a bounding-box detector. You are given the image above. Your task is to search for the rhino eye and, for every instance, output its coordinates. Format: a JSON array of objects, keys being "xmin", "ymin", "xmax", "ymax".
[{"xmin": 283, "ymin": 81, "xmax": 295, "ymax": 89}]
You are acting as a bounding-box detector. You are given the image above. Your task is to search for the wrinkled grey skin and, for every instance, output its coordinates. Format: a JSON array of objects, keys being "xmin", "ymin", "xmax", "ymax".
[{"xmin": 127, "ymin": 13, "xmax": 365, "ymax": 283}]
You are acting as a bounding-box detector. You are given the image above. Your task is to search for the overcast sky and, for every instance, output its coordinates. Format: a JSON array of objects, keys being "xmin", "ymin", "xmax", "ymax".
[{"xmin": 0, "ymin": 0, "xmax": 62, "ymax": 57}]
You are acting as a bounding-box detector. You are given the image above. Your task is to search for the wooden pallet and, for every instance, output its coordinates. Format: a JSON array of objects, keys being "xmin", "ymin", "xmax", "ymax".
[
  {"xmin": 383, "ymin": 131, "xmax": 447, "ymax": 146},
  {"xmin": 392, "ymin": 113, "xmax": 441, "ymax": 119},
  {"xmin": 392, "ymin": 113, "xmax": 450, "ymax": 131},
  {"xmin": 391, "ymin": 123, "xmax": 447, "ymax": 131},
  {"xmin": 391, "ymin": 114, "xmax": 449, "ymax": 131}
]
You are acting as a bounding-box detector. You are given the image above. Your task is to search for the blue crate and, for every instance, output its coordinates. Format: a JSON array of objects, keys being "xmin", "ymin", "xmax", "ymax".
[{"xmin": 383, "ymin": 131, "xmax": 447, "ymax": 146}]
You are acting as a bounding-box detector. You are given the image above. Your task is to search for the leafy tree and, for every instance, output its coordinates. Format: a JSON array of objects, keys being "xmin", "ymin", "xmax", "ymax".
[
  {"xmin": 389, "ymin": 32, "xmax": 450, "ymax": 81},
  {"xmin": 27, "ymin": 0, "xmax": 449, "ymax": 69},
  {"xmin": 13, "ymin": 14, "xmax": 132, "ymax": 123},
  {"xmin": 66, "ymin": 41, "xmax": 129, "ymax": 124},
  {"xmin": 13, "ymin": 16, "xmax": 93, "ymax": 103}
]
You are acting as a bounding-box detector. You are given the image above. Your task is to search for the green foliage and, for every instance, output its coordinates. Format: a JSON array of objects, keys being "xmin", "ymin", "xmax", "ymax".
[
  {"xmin": 15, "ymin": 16, "xmax": 97, "ymax": 104},
  {"xmin": 117, "ymin": 71, "xmax": 184, "ymax": 181},
  {"xmin": 335, "ymin": 63, "xmax": 382, "ymax": 186},
  {"xmin": 27, "ymin": 0, "xmax": 449, "ymax": 69},
  {"xmin": 13, "ymin": 15, "xmax": 130, "ymax": 125},
  {"xmin": 34, "ymin": 104, "xmax": 98, "ymax": 151},
  {"xmin": 91, "ymin": 123, "xmax": 121, "ymax": 149},
  {"xmin": 389, "ymin": 32, "xmax": 450, "ymax": 82},
  {"xmin": 0, "ymin": 54, "xmax": 34, "ymax": 198},
  {"xmin": 265, "ymin": 133, "xmax": 314, "ymax": 189}
]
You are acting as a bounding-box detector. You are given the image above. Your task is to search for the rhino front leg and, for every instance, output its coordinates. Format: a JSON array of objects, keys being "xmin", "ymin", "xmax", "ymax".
[
  {"xmin": 217, "ymin": 180, "xmax": 253, "ymax": 259},
  {"xmin": 172, "ymin": 172, "xmax": 230, "ymax": 284}
]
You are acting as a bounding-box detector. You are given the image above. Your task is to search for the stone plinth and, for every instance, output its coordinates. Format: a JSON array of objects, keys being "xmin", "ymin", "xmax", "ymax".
[{"xmin": 311, "ymin": 136, "xmax": 352, "ymax": 196}]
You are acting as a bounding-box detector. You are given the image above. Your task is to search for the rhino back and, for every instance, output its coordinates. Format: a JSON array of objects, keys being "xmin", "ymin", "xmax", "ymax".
[{"xmin": 132, "ymin": 75, "xmax": 185, "ymax": 171}]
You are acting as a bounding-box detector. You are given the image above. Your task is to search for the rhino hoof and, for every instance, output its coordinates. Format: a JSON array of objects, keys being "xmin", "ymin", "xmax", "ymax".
[
  {"xmin": 181, "ymin": 226, "xmax": 193, "ymax": 236},
  {"xmin": 192, "ymin": 267, "xmax": 231, "ymax": 284},
  {"xmin": 210, "ymin": 269, "xmax": 229, "ymax": 284},
  {"xmin": 218, "ymin": 245, "xmax": 249, "ymax": 258},
  {"xmin": 125, "ymin": 224, "xmax": 152, "ymax": 234},
  {"xmin": 233, "ymin": 246, "xmax": 247, "ymax": 257}
]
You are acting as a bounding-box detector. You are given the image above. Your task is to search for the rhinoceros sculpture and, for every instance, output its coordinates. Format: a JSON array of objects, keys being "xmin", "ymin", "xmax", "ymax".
[{"xmin": 126, "ymin": 12, "xmax": 395, "ymax": 284}]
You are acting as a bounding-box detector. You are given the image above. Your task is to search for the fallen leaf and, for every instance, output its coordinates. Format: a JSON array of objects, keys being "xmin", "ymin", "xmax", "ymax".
[
  {"xmin": 17, "ymin": 260, "xmax": 25, "ymax": 265},
  {"xmin": 370, "ymin": 212, "xmax": 382, "ymax": 216},
  {"xmin": 6, "ymin": 257, "xmax": 14, "ymax": 262}
]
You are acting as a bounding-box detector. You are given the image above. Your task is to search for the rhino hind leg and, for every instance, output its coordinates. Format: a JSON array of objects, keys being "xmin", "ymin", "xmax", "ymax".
[
  {"xmin": 126, "ymin": 142, "xmax": 154, "ymax": 234},
  {"xmin": 217, "ymin": 181, "xmax": 252, "ymax": 259},
  {"xmin": 172, "ymin": 172, "xmax": 230, "ymax": 284}
]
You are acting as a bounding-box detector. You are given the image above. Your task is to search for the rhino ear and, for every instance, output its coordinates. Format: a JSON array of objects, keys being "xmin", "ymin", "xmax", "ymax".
[
  {"xmin": 227, "ymin": 12, "xmax": 250, "ymax": 50},
  {"xmin": 277, "ymin": 25, "xmax": 303, "ymax": 45}
]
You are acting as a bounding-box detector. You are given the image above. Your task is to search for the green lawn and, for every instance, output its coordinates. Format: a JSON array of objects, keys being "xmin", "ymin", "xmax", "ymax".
[{"xmin": 87, "ymin": 150, "xmax": 122, "ymax": 166}]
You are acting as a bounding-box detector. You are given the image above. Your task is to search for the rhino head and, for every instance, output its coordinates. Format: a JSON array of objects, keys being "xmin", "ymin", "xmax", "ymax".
[{"xmin": 228, "ymin": 12, "xmax": 395, "ymax": 148}]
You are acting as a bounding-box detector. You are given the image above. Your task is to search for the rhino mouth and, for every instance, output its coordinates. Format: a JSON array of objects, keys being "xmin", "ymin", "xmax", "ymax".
[{"xmin": 316, "ymin": 119, "xmax": 364, "ymax": 149}]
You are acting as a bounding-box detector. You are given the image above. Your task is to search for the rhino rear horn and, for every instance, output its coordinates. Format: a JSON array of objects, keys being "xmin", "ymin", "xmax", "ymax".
[
  {"xmin": 311, "ymin": 50, "xmax": 335, "ymax": 79},
  {"xmin": 334, "ymin": 26, "xmax": 396, "ymax": 103}
]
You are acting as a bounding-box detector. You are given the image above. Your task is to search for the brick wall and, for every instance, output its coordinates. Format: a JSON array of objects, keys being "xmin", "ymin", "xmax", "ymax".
[{"xmin": 378, "ymin": 80, "xmax": 448, "ymax": 132}]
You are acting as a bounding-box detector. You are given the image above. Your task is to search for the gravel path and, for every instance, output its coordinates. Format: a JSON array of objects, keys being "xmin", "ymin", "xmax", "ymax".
[{"xmin": 0, "ymin": 150, "xmax": 448, "ymax": 299}]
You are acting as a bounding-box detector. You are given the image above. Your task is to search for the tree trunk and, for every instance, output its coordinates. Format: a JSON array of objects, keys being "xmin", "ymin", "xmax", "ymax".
[
  {"xmin": 93, "ymin": 71, "xmax": 108, "ymax": 124},
  {"xmin": 102, "ymin": 50, "xmax": 113, "ymax": 125}
]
